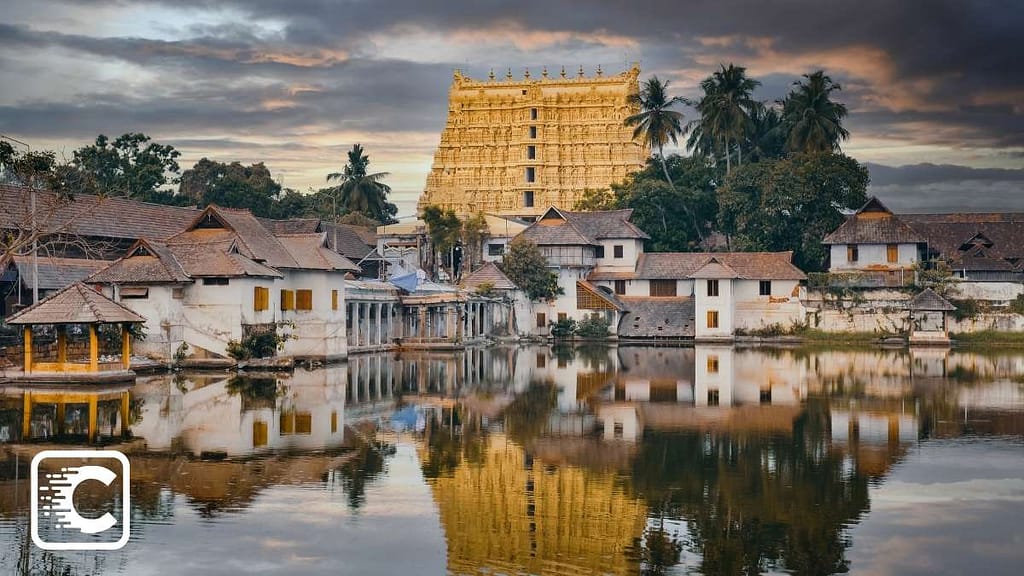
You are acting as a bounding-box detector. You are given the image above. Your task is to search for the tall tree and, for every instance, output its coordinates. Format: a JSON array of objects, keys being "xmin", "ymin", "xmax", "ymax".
[
  {"xmin": 326, "ymin": 144, "xmax": 396, "ymax": 223},
  {"xmin": 624, "ymin": 76, "xmax": 703, "ymax": 242},
  {"xmin": 460, "ymin": 212, "xmax": 490, "ymax": 273},
  {"xmin": 782, "ymin": 70, "xmax": 850, "ymax": 154},
  {"xmin": 717, "ymin": 152, "xmax": 869, "ymax": 270},
  {"xmin": 687, "ymin": 64, "xmax": 760, "ymax": 173},
  {"xmin": 498, "ymin": 237, "xmax": 562, "ymax": 301},
  {"xmin": 743, "ymin": 104, "xmax": 787, "ymax": 163},
  {"xmin": 422, "ymin": 205, "xmax": 462, "ymax": 279},
  {"xmin": 71, "ymin": 133, "xmax": 180, "ymax": 199},
  {"xmin": 179, "ymin": 158, "xmax": 281, "ymax": 216}
]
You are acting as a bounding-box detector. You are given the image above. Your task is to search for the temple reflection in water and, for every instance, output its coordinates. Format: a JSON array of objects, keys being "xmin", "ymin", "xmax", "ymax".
[{"xmin": 1, "ymin": 345, "xmax": 1022, "ymax": 575}]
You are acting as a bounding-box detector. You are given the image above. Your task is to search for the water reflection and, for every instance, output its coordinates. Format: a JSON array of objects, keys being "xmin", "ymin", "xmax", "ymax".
[{"xmin": 0, "ymin": 345, "xmax": 1021, "ymax": 575}]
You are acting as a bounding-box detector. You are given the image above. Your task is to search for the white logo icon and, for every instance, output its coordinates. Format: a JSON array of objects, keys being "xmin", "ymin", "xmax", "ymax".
[{"xmin": 31, "ymin": 450, "xmax": 130, "ymax": 550}]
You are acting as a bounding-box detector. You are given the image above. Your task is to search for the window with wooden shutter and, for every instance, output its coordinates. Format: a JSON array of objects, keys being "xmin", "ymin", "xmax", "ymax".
[
  {"xmin": 254, "ymin": 286, "xmax": 269, "ymax": 311},
  {"xmin": 707, "ymin": 279, "xmax": 719, "ymax": 297},
  {"xmin": 296, "ymin": 289, "xmax": 313, "ymax": 311},
  {"xmin": 536, "ymin": 313, "xmax": 546, "ymax": 328},
  {"xmin": 252, "ymin": 421, "xmax": 268, "ymax": 447},
  {"xmin": 847, "ymin": 244, "xmax": 859, "ymax": 262},
  {"xmin": 614, "ymin": 280, "xmax": 626, "ymax": 295},
  {"xmin": 331, "ymin": 289, "xmax": 339, "ymax": 311},
  {"xmin": 707, "ymin": 355, "xmax": 719, "ymax": 373},
  {"xmin": 707, "ymin": 310, "xmax": 719, "ymax": 329},
  {"xmin": 649, "ymin": 280, "xmax": 677, "ymax": 297},
  {"xmin": 887, "ymin": 244, "xmax": 898, "ymax": 263},
  {"xmin": 759, "ymin": 280, "xmax": 771, "ymax": 296},
  {"xmin": 280, "ymin": 289, "xmax": 295, "ymax": 311}
]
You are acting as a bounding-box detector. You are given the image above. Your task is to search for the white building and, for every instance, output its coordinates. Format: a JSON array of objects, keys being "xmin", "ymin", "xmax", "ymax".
[
  {"xmin": 516, "ymin": 207, "xmax": 806, "ymax": 339},
  {"xmin": 822, "ymin": 197, "xmax": 925, "ymax": 280},
  {"xmin": 88, "ymin": 205, "xmax": 360, "ymax": 362}
]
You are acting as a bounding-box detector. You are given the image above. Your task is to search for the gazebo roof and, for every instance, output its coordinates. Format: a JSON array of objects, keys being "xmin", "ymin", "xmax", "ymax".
[
  {"xmin": 909, "ymin": 288, "xmax": 956, "ymax": 311},
  {"xmin": 5, "ymin": 282, "xmax": 146, "ymax": 325}
]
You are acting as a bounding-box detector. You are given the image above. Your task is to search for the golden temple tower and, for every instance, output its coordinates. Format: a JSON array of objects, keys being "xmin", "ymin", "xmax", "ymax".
[{"xmin": 418, "ymin": 64, "xmax": 649, "ymax": 219}]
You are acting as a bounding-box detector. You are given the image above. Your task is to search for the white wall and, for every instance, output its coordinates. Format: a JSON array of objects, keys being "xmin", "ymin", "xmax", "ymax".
[
  {"xmin": 592, "ymin": 278, "xmax": 695, "ymax": 298},
  {"xmin": 693, "ymin": 345, "xmax": 734, "ymax": 406},
  {"xmin": 594, "ymin": 239, "xmax": 643, "ymax": 271},
  {"xmin": 829, "ymin": 242, "xmax": 917, "ymax": 272},
  {"xmin": 694, "ymin": 278, "xmax": 734, "ymax": 339},
  {"xmin": 278, "ymin": 270, "xmax": 348, "ymax": 360},
  {"xmin": 108, "ymin": 284, "xmax": 186, "ymax": 360}
]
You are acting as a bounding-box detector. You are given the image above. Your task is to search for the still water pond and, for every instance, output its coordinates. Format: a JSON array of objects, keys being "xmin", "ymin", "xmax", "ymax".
[{"xmin": 1, "ymin": 345, "xmax": 1023, "ymax": 575}]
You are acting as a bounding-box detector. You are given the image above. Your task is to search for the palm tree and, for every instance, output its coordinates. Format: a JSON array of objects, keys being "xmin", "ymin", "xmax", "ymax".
[
  {"xmin": 624, "ymin": 76, "xmax": 703, "ymax": 242},
  {"xmin": 687, "ymin": 64, "xmax": 760, "ymax": 173},
  {"xmin": 326, "ymin": 144, "xmax": 392, "ymax": 222},
  {"xmin": 743, "ymin": 103, "xmax": 787, "ymax": 163},
  {"xmin": 782, "ymin": 70, "xmax": 849, "ymax": 154}
]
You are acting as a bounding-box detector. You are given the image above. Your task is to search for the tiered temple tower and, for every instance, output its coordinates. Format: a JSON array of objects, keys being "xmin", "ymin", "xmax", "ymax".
[{"xmin": 418, "ymin": 64, "xmax": 649, "ymax": 219}]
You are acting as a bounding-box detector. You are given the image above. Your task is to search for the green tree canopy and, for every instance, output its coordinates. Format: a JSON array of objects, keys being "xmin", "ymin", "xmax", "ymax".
[
  {"xmin": 179, "ymin": 158, "xmax": 282, "ymax": 217},
  {"xmin": 717, "ymin": 152, "xmax": 869, "ymax": 270},
  {"xmin": 71, "ymin": 133, "xmax": 181, "ymax": 200},
  {"xmin": 498, "ymin": 237, "xmax": 562, "ymax": 301},
  {"xmin": 686, "ymin": 64, "xmax": 760, "ymax": 173},
  {"xmin": 782, "ymin": 71, "xmax": 850, "ymax": 154}
]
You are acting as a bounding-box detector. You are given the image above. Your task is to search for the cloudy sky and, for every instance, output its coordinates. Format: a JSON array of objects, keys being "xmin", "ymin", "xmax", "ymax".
[{"xmin": 1, "ymin": 0, "xmax": 1021, "ymax": 216}]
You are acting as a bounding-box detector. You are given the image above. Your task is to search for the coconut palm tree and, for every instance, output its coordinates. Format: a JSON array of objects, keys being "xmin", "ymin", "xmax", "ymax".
[
  {"xmin": 624, "ymin": 76, "xmax": 703, "ymax": 242},
  {"xmin": 326, "ymin": 144, "xmax": 392, "ymax": 222},
  {"xmin": 743, "ymin": 103, "xmax": 787, "ymax": 163},
  {"xmin": 625, "ymin": 76, "xmax": 687, "ymax": 186},
  {"xmin": 687, "ymin": 64, "xmax": 760, "ymax": 173},
  {"xmin": 782, "ymin": 70, "xmax": 850, "ymax": 154}
]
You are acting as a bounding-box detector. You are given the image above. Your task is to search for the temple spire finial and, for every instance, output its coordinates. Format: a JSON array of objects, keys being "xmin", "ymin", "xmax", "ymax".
[
  {"xmin": 524, "ymin": 67, "xmax": 530, "ymax": 79},
  {"xmin": 506, "ymin": 67, "xmax": 512, "ymax": 79},
  {"xmin": 560, "ymin": 65, "xmax": 566, "ymax": 79},
  {"xmin": 542, "ymin": 66, "xmax": 548, "ymax": 78},
  {"xmin": 488, "ymin": 68, "xmax": 495, "ymax": 80},
  {"xmin": 578, "ymin": 65, "xmax": 584, "ymax": 78},
  {"xmin": 596, "ymin": 64, "xmax": 603, "ymax": 77}
]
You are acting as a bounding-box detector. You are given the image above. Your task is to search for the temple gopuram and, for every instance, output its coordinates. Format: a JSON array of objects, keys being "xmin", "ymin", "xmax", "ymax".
[{"xmin": 418, "ymin": 64, "xmax": 649, "ymax": 219}]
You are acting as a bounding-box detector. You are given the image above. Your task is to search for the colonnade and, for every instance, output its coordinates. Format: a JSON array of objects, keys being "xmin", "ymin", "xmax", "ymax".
[{"xmin": 346, "ymin": 301, "xmax": 399, "ymax": 349}]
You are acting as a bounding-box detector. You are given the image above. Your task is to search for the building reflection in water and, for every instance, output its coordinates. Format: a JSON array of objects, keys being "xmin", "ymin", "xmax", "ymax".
[{"xmin": 0, "ymin": 345, "xmax": 1021, "ymax": 575}]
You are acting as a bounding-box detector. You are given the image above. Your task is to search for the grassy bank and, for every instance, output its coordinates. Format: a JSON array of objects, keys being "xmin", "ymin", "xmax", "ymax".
[{"xmin": 951, "ymin": 330, "xmax": 1024, "ymax": 347}]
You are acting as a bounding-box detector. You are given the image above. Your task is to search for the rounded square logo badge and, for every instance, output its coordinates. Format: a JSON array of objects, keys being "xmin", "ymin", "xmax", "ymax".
[{"xmin": 31, "ymin": 450, "xmax": 131, "ymax": 551}]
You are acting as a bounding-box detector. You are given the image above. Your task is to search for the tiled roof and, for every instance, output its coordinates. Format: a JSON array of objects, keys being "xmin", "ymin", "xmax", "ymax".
[
  {"xmin": 822, "ymin": 213, "xmax": 926, "ymax": 244},
  {"xmin": 200, "ymin": 207, "xmax": 297, "ymax": 269},
  {"xmin": 323, "ymin": 223, "xmax": 375, "ymax": 260},
  {"xmin": 276, "ymin": 234, "xmax": 360, "ymax": 272},
  {"xmin": 10, "ymin": 256, "xmax": 109, "ymax": 291},
  {"xmin": 259, "ymin": 217, "xmax": 322, "ymax": 235},
  {"xmin": 0, "ymin": 184, "xmax": 198, "ymax": 241},
  {"xmin": 633, "ymin": 252, "xmax": 806, "ymax": 280},
  {"xmin": 86, "ymin": 239, "xmax": 191, "ymax": 284},
  {"xmin": 902, "ymin": 214, "xmax": 1024, "ymax": 268},
  {"xmin": 617, "ymin": 297, "xmax": 695, "ymax": 338},
  {"xmin": 577, "ymin": 280, "xmax": 625, "ymax": 310},
  {"xmin": 519, "ymin": 207, "xmax": 649, "ymax": 246},
  {"xmin": 6, "ymin": 282, "xmax": 145, "ymax": 325},
  {"xmin": 166, "ymin": 242, "xmax": 282, "ymax": 278},
  {"xmin": 461, "ymin": 262, "xmax": 517, "ymax": 290},
  {"xmin": 910, "ymin": 288, "xmax": 955, "ymax": 311}
]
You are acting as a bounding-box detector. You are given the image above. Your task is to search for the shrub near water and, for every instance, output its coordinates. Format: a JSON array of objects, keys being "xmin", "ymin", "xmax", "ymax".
[{"xmin": 576, "ymin": 314, "xmax": 612, "ymax": 338}]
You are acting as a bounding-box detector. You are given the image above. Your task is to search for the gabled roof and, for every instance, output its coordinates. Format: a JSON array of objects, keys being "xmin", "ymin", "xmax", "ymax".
[
  {"xmin": 10, "ymin": 256, "xmax": 109, "ymax": 291},
  {"xmin": 276, "ymin": 233, "xmax": 360, "ymax": 272},
  {"xmin": 461, "ymin": 262, "xmax": 517, "ymax": 291},
  {"xmin": 0, "ymin": 184, "xmax": 199, "ymax": 241},
  {"xmin": 822, "ymin": 197, "xmax": 926, "ymax": 245},
  {"xmin": 691, "ymin": 257, "xmax": 740, "ymax": 279},
  {"xmin": 910, "ymin": 288, "xmax": 955, "ymax": 311},
  {"xmin": 628, "ymin": 252, "xmax": 806, "ymax": 281},
  {"xmin": 168, "ymin": 242, "xmax": 283, "ymax": 278},
  {"xmin": 323, "ymin": 222, "xmax": 375, "ymax": 260},
  {"xmin": 171, "ymin": 206, "xmax": 297, "ymax": 269},
  {"xmin": 6, "ymin": 282, "xmax": 145, "ymax": 325},
  {"xmin": 86, "ymin": 239, "xmax": 191, "ymax": 284},
  {"xmin": 519, "ymin": 207, "xmax": 649, "ymax": 247},
  {"xmin": 259, "ymin": 217, "xmax": 322, "ymax": 235}
]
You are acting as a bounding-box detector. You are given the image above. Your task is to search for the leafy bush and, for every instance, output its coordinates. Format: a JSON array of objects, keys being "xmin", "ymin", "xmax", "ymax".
[
  {"xmin": 576, "ymin": 313, "xmax": 612, "ymax": 338},
  {"xmin": 1010, "ymin": 293, "xmax": 1024, "ymax": 315},
  {"xmin": 952, "ymin": 298, "xmax": 981, "ymax": 321},
  {"xmin": 227, "ymin": 323, "xmax": 293, "ymax": 360},
  {"xmin": 548, "ymin": 317, "xmax": 576, "ymax": 339}
]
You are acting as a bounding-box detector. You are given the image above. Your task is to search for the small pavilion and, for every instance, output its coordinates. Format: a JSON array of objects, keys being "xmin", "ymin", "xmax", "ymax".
[
  {"xmin": 909, "ymin": 288, "xmax": 956, "ymax": 345},
  {"xmin": 6, "ymin": 282, "xmax": 145, "ymax": 376}
]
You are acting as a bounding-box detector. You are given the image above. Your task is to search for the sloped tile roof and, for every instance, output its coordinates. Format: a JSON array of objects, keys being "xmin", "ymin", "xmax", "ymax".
[
  {"xmin": 576, "ymin": 280, "xmax": 625, "ymax": 310},
  {"xmin": 910, "ymin": 288, "xmax": 955, "ymax": 311},
  {"xmin": 634, "ymin": 252, "xmax": 806, "ymax": 280},
  {"xmin": 323, "ymin": 223, "xmax": 375, "ymax": 260},
  {"xmin": 276, "ymin": 234, "xmax": 360, "ymax": 272},
  {"xmin": 822, "ymin": 213, "xmax": 926, "ymax": 244},
  {"xmin": 691, "ymin": 258, "xmax": 741, "ymax": 279},
  {"xmin": 6, "ymin": 282, "xmax": 145, "ymax": 325},
  {"xmin": 519, "ymin": 207, "xmax": 649, "ymax": 246},
  {"xmin": 166, "ymin": 242, "xmax": 282, "ymax": 278},
  {"xmin": 86, "ymin": 239, "xmax": 191, "ymax": 284},
  {"xmin": 11, "ymin": 256, "xmax": 109, "ymax": 291},
  {"xmin": 617, "ymin": 297, "xmax": 695, "ymax": 338},
  {"xmin": 0, "ymin": 184, "xmax": 198, "ymax": 241},
  {"xmin": 259, "ymin": 217, "xmax": 322, "ymax": 235},
  {"xmin": 461, "ymin": 262, "xmax": 517, "ymax": 290}
]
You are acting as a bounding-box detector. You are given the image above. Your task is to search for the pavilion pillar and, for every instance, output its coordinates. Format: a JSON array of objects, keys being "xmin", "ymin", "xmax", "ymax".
[
  {"xmin": 120, "ymin": 392, "xmax": 130, "ymax": 436},
  {"xmin": 56, "ymin": 402, "xmax": 66, "ymax": 436},
  {"xmin": 121, "ymin": 324, "xmax": 131, "ymax": 370},
  {"xmin": 375, "ymin": 302, "xmax": 383, "ymax": 346},
  {"xmin": 23, "ymin": 326, "xmax": 32, "ymax": 374},
  {"xmin": 87, "ymin": 395, "xmax": 98, "ymax": 443},
  {"xmin": 456, "ymin": 304, "xmax": 465, "ymax": 342},
  {"xmin": 22, "ymin": 392, "xmax": 31, "ymax": 440},
  {"xmin": 57, "ymin": 327, "xmax": 67, "ymax": 365},
  {"xmin": 88, "ymin": 325, "xmax": 99, "ymax": 372},
  {"xmin": 418, "ymin": 307, "xmax": 427, "ymax": 338}
]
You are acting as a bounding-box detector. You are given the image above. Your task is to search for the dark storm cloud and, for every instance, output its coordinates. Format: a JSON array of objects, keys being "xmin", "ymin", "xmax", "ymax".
[
  {"xmin": 1, "ymin": 0, "xmax": 1021, "ymax": 196},
  {"xmin": 867, "ymin": 163, "xmax": 1024, "ymax": 212}
]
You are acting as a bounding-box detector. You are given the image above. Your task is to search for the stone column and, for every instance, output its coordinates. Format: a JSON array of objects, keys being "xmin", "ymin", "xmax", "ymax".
[
  {"xmin": 375, "ymin": 302, "xmax": 383, "ymax": 346},
  {"xmin": 418, "ymin": 307, "xmax": 427, "ymax": 338}
]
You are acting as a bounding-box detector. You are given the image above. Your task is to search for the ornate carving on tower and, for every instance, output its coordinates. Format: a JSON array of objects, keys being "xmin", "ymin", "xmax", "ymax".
[{"xmin": 419, "ymin": 64, "xmax": 649, "ymax": 218}]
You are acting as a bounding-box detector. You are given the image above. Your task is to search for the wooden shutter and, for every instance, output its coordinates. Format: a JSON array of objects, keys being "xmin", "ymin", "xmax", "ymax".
[
  {"xmin": 280, "ymin": 289, "xmax": 294, "ymax": 311},
  {"xmin": 296, "ymin": 289, "xmax": 313, "ymax": 311}
]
